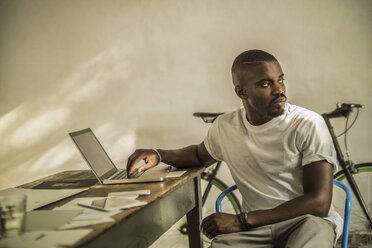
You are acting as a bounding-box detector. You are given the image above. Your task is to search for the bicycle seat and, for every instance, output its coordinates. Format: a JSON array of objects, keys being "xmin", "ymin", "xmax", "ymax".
[{"xmin": 193, "ymin": 112, "xmax": 224, "ymax": 123}]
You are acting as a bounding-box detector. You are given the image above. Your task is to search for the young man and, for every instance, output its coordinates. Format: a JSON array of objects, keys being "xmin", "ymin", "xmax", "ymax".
[{"xmin": 127, "ymin": 50, "xmax": 341, "ymax": 247}]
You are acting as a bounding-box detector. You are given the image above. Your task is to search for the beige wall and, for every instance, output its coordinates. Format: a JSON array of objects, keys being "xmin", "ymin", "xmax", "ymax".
[{"xmin": 0, "ymin": 0, "xmax": 371, "ymax": 189}]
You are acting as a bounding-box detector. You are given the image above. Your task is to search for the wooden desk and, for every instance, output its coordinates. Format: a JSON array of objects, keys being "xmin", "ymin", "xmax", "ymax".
[{"xmin": 20, "ymin": 167, "xmax": 204, "ymax": 248}]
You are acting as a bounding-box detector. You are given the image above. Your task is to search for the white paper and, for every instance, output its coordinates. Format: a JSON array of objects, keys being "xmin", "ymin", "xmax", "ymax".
[
  {"xmin": 55, "ymin": 198, "xmax": 121, "ymax": 220},
  {"xmin": 165, "ymin": 170, "xmax": 187, "ymax": 178},
  {"xmin": 0, "ymin": 229, "xmax": 92, "ymax": 248},
  {"xmin": 52, "ymin": 198, "xmax": 119, "ymax": 230},
  {"xmin": 54, "ymin": 197, "xmax": 105, "ymax": 210},
  {"xmin": 25, "ymin": 210, "xmax": 82, "ymax": 231},
  {"xmin": 104, "ymin": 196, "xmax": 146, "ymax": 210},
  {"xmin": 0, "ymin": 188, "xmax": 89, "ymax": 211},
  {"xmin": 57, "ymin": 196, "xmax": 146, "ymax": 212},
  {"xmin": 59, "ymin": 218, "xmax": 114, "ymax": 230},
  {"xmin": 108, "ymin": 189, "xmax": 150, "ymax": 199},
  {"xmin": 107, "ymin": 194, "xmax": 137, "ymax": 200}
]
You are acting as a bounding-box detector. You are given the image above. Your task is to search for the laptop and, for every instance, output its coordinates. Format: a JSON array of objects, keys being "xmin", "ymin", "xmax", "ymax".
[{"xmin": 69, "ymin": 128, "xmax": 166, "ymax": 184}]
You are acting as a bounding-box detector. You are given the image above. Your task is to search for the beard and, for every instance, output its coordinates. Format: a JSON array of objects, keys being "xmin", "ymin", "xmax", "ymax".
[
  {"xmin": 268, "ymin": 95, "xmax": 287, "ymax": 117},
  {"xmin": 268, "ymin": 105, "xmax": 285, "ymax": 117}
]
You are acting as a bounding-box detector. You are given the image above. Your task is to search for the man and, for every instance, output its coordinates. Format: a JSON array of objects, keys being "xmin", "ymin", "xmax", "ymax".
[{"xmin": 127, "ymin": 49, "xmax": 340, "ymax": 247}]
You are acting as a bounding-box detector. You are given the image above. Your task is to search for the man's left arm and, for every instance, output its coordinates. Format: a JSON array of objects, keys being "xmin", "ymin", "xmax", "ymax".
[{"xmin": 201, "ymin": 160, "xmax": 334, "ymax": 239}]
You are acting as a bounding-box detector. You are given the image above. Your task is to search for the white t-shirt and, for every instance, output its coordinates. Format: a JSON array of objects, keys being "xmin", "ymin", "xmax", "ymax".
[{"xmin": 204, "ymin": 103, "xmax": 342, "ymax": 235}]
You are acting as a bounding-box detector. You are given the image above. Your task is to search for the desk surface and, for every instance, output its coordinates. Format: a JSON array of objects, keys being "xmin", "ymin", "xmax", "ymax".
[{"xmin": 20, "ymin": 167, "xmax": 204, "ymax": 247}]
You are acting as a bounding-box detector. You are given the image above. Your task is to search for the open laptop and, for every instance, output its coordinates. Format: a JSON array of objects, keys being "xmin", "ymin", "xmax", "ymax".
[{"xmin": 69, "ymin": 128, "xmax": 166, "ymax": 184}]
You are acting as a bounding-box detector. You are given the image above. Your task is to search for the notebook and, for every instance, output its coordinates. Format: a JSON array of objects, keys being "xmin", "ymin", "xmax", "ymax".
[{"xmin": 69, "ymin": 128, "xmax": 166, "ymax": 184}]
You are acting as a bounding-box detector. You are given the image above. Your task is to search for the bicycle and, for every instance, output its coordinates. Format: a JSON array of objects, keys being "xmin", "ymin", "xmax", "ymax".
[{"xmin": 322, "ymin": 103, "xmax": 372, "ymax": 233}]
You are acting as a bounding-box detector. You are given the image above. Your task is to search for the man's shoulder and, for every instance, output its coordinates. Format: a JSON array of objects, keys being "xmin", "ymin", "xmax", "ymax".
[
  {"xmin": 286, "ymin": 103, "xmax": 323, "ymax": 123},
  {"xmin": 216, "ymin": 107, "xmax": 244, "ymax": 123}
]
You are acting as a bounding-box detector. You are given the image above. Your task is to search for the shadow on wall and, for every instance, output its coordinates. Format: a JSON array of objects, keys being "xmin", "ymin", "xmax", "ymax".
[{"xmin": 0, "ymin": 47, "xmax": 143, "ymax": 189}]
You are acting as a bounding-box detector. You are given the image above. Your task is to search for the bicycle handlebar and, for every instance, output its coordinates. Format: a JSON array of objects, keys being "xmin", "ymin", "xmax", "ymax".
[
  {"xmin": 193, "ymin": 112, "xmax": 224, "ymax": 123},
  {"xmin": 322, "ymin": 103, "xmax": 363, "ymax": 119}
]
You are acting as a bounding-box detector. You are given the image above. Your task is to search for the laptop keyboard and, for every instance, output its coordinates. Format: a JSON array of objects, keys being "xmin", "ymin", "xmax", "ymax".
[{"xmin": 111, "ymin": 169, "xmax": 143, "ymax": 180}]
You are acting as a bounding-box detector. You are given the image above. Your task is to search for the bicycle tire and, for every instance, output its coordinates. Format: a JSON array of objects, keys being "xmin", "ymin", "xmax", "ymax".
[
  {"xmin": 333, "ymin": 163, "xmax": 372, "ymax": 231},
  {"xmin": 149, "ymin": 176, "xmax": 241, "ymax": 248}
]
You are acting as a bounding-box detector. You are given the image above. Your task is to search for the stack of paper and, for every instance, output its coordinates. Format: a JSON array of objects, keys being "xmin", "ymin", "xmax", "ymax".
[
  {"xmin": 104, "ymin": 190, "xmax": 150, "ymax": 210},
  {"xmin": 53, "ymin": 197, "xmax": 118, "ymax": 229},
  {"xmin": 53, "ymin": 190, "xmax": 150, "ymax": 229}
]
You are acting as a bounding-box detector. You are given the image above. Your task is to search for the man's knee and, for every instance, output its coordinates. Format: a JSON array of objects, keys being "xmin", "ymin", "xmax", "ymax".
[
  {"xmin": 299, "ymin": 215, "xmax": 330, "ymax": 229},
  {"xmin": 211, "ymin": 226, "xmax": 273, "ymax": 248},
  {"xmin": 285, "ymin": 215, "xmax": 336, "ymax": 248}
]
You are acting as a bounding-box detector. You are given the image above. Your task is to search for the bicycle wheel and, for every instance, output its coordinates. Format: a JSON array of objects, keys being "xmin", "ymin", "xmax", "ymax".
[
  {"xmin": 149, "ymin": 176, "xmax": 241, "ymax": 248},
  {"xmin": 333, "ymin": 163, "xmax": 372, "ymax": 232}
]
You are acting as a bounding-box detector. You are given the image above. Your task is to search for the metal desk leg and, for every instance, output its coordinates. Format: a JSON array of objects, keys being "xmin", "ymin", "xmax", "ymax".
[{"xmin": 186, "ymin": 174, "xmax": 203, "ymax": 248}]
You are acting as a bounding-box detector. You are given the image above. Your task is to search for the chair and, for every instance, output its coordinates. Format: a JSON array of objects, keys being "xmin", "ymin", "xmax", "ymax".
[{"xmin": 215, "ymin": 180, "xmax": 352, "ymax": 248}]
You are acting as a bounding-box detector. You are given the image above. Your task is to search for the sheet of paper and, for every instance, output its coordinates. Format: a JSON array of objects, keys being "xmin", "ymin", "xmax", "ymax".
[
  {"xmin": 73, "ymin": 208, "xmax": 120, "ymax": 221},
  {"xmin": 108, "ymin": 189, "xmax": 151, "ymax": 199},
  {"xmin": 25, "ymin": 210, "xmax": 82, "ymax": 231},
  {"xmin": 55, "ymin": 197, "xmax": 105, "ymax": 210},
  {"xmin": 55, "ymin": 198, "xmax": 116, "ymax": 229},
  {"xmin": 55, "ymin": 197, "xmax": 121, "ymax": 220},
  {"xmin": 0, "ymin": 229, "xmax": 92, "ymax": 248},
  {"xmin": 165, "ymin": 170, "xmax": 187, "ymax": 178},
  {"xmin": 0, "ymin": 187, "xmax": 88, "ymax": 211},
  {"xmin": 59, "ymin": 218, "xmax": 114, "ymax": 230},
  {"xmin": 107, "ymin": 194, "xmax": 137, "ymax": 200},
  {"xmin": 104, "ymin": 196, "xmax": 147, "ymax": 210},
  {"xmin": 57, "ymin": 196, "xmax": 146, "ymax": 212}
]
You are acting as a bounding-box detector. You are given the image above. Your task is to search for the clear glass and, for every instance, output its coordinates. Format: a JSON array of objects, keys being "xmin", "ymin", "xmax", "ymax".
[{"xmin": 0, "ymin": 194, "xmax": 26, "ymax": 238}]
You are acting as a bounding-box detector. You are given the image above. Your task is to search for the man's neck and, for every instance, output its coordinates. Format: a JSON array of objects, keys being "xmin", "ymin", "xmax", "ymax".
[{"xmin": 243, "ymin": 101, "xmax": 273, "ymax": 126}]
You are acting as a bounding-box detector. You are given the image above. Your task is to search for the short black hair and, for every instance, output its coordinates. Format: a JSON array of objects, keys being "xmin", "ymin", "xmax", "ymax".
[{"xmin": 232, "ymin": 49, "xmax": 278, "ymax": 86}]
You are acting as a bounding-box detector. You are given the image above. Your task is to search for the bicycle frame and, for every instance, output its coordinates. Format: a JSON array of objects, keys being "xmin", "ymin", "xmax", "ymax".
[
  {"xmin": 322, "ymin": 113, "xmax": 372, "ymax": 229},
  {"xmin": 202, "ymin": 161, "xmax": 222, "ymax": 206}
]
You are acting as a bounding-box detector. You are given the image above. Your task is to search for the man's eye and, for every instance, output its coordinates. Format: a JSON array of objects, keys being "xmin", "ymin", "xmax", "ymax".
[
  {"xmin": 261, "ymin": 81, "xmax": 271, "ymax": 88},
  {"xmin": 279, "ymin": 78, "xmax": 285, "ymax": 84}
]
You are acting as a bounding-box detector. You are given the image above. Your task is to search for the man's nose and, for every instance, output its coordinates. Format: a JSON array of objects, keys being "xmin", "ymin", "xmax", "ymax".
[{"xmin": 271, "ymin": 81, "xmax": 285, "ymax": 95}]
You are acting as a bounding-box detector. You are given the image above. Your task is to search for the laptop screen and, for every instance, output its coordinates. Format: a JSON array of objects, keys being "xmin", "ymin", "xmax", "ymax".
[{"xmin": 69, "ymin": 128, "xmax": 117, "ymax": 181}]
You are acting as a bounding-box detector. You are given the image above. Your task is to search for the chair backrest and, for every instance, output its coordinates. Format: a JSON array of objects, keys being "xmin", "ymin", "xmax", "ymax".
[
  {"xmin": 333, "ymin": 180, "xmax": 352, "ymax": 248},
  {"xmin": 215, "ymin": 180, "xmax": 352, "ymax": 248}
]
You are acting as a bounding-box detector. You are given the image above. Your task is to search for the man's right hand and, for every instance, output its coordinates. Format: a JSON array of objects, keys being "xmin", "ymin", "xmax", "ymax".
[
  {"xmin": 126, "ymin": 149, "xmax": 161, "ymax": 175},
  {"xmin": 126, "ymin": 143, "xmax": 215, "ymax": 175}
]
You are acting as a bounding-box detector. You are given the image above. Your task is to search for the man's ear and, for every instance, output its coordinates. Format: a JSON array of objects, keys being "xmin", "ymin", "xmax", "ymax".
[{"xmin": 235, "ymin": 86, "xmax": 248, "ymax": 99}]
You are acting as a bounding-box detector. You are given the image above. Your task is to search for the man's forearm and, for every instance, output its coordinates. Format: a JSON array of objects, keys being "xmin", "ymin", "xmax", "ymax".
[
  {"xmin": 201, "ymin": 192, "xmax": 331, "ymax": 239},
  {"xmin": 157, "ymin": 145, "xmax": 204, "ymax": 169},
  {"xmin": 246, "ymin": 193, "xmax": 331, "ymax": 229}
]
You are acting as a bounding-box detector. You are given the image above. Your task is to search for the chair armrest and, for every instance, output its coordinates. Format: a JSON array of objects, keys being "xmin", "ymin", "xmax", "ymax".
[{"xmin": 333, "ymin": 179, "xmax": 352, "ymax": 248}]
